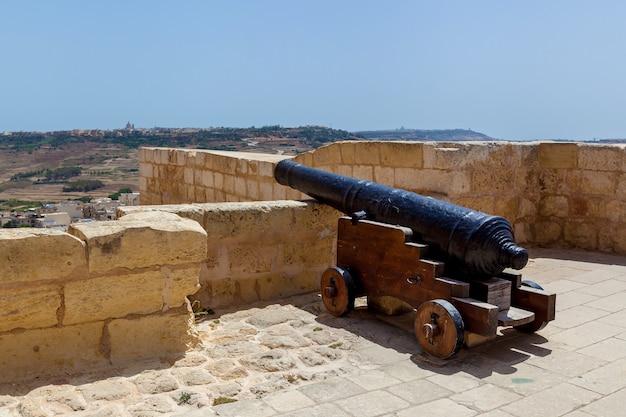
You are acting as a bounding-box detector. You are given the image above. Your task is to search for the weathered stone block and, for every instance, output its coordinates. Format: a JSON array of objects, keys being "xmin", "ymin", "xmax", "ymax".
[
  {"xmin": 64, "ymin": 271, "xmax": 164, "ymax": 325},
  {"xmin": 108, "ymin": 314, "xmax": 198, "ymax": 365},
  {"xmin": 0, "ymin": 284, "xmax": 60, "ymax": 332},
  {"xmin": 540, "ymin": 196, "xmax": 569, "ymax": 217},
  {"xmin": 339, "ymin": 141, "xmax": 356, "ymax": 165},
  {"xmin": 606, "ymin": 201, "xmax": 626, "ymax": 223},
  {"xmin": 538, "ymin": 142, "xmax": 578, "ymax": 168},
  {"xmin": 352, "ymin": 165, "xmax": 374, "ymax": 181},
  {"xmin": 581, "ymin": 171, "xmax": 617, "ymax": 195},
  {"xmin": 518, "ymin": 197, "xmax": 538, "ymax": 218},
  {"xmin": 380, "ymin": 142, "xmax": 423, "ymax": 168},
  {"xmin": 578, "ymin": 145, "xmax": 622, "ymax": 171},
  {"xmin": 0, "ymin": 322, "xmax": 106, "ymax": 382},
  {"xmin": 471, "ymin": 169, "xmax": 515, "ymax": 194},
  {"xmin": 259, "ymin": 181, "xmax": 274, "ymax": 200},
  {"xmin": 68, "ymin": 211, "xmax": 207, "ymax": 274},
  {"xmin": 454, "ymin": 196, "xmax": 495, "ymax": 213},
  {"xmin": 532, "ymin": 221, "xmax": 562, "ymax": 245},
  {"xmin": 374, "ymin": 166, "xmax": 395, "ymax": 186},
  {"xmin": 0, "ymin": 229, "xmax": 86, "ymax": 284},
  {"xmin": 311, "ymin": 145, "xmax": 335, "ymax": 166},
  {"xmin": 354, "ymin": 141, "xmax": 381, "ymax": 165},
  {"xmin": 423, "ymin": 145, "xmax": 468, "ymax": 170},
  {"xmin": 494, "ymin": 196, "xmax": 519, "ymax": 221},
  {"xmin": 564, "ymin": 221, "xmax": 598, "ymax": 250}
]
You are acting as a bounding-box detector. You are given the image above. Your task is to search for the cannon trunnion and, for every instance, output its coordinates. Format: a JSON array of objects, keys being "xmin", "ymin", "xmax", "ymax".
[{"xmin": 274, "ymin": 160, "xmax": 556, "ymax": 359}]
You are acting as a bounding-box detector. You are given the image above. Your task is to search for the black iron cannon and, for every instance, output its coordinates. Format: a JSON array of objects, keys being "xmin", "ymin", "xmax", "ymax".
[
  {"xmin": 275, "ymin": 159, "xmax": 555, "ymax": 359},
  {"xmin": 274, "ymin": 158, "xmax": 527, "ymax": 279}
]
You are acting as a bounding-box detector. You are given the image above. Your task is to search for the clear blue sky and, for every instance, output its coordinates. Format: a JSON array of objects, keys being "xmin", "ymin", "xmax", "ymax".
[{"xmin": 2, "ymin": 1, "xmax": 625, "ymax": 141}]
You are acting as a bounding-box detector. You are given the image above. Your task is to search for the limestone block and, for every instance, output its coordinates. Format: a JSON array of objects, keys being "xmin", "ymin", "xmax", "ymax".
[
  {"xmin": 581, "ymin": 171, "xmax": 617, "ymax": 195},
  {"xmin": 139, "ymin": 162, "xmax": 153, "ymax": 179},
  {"xmin": 293, "ymin": 152, "xmax": 313, "ymax": 168},
  {"xmin": 453, "ymin": 196, "xmax": 495, "ymax": 214},
  {"xmin": 606, "ymin": 201, "xmax": 626, "ymax": 223},
  {"xmin": 494, "ymin": 196, "xmax": 519, "ymax": 221},
  {"xmin": 532, "ymin": 221, "xmax": 562, "ymax": 245},
  {"xmin": 617, "ymin": 173, "xmax": 626, "ymax": 199},
  {"xmin": 564, "ymin": 221, "xmax": 598, "ymax": 250},
  {"xmin": 571, "ymin": 196, "xmax": 605, "ymax": 218},
  {"xmin": 518, "ymin": 198, "xmax": 538, "ymax": 218},
  {"xmin": 108, "ymin": 313, "xmax": 198, "ymax": 365},
  {"xmin": 423, "ymin": 144, "xmax": 469, "ymax": 170},
  {"xmin": 223, "ymin": 174, "xmax": 236, "ymax": 194},
  {"xmin": 0, "ymin": 284, "xmax": 60, "ymax": 332},
  {"xmin": 184, "ymin": 167, "xmax": 194, "ymax": 185},
  {"xmin": 334, "ymin": 164, "xmax": 353, "ymax": 177},
  {"xmin": 199, "ymin": 170, "xmax": 214, "ymax": 188},
  {"xmin": 64, "ymin": 271, "xmax": 164, "ymax": 325},
  {"xmin": 259, "ymin": 159, "xmax": 277, "ymax": 178},
  {"xmin": 396, "ymin": 168, "xmax": 471, "ymax": 196},
  {"xmin": 0, "ymin": 322, "xmax": 106, "ymax": 382},
  {"xmin": 236, "ymin": 158, "xmax": 249, "ymax": 175},
  {"xmin": 471, "ymin": 169, "xmax": 515, "ymax": 194},
  {"xmin": 578, "ymin": 145, "xmax": 623, "ymax": 171},
  {"xmin": 538, "ymin": 143, "xmax": 578, "ymax": 168},
  {"xmin": 162, "ymin": 265, "xmax": 201, "ymax": 309},
  {"xmin": 540, "ymin": 196, "xmax": 569, "ymax": 217},
  {"xmin": 374, "ymin": 166, "xmax": 395, "ymax": 186},
  {"xmin": 0, "ymin": 229, "xmax": 86, "ymax": 284},
  {"xmin": 380, "ymin": 142, "xmax": 423, "ymax": 168},
  {"xmin": 513, "ymin": 222, "xmax": 532, "ymax": 244},
  {"xmin": 228, "ymin": 242, "xmax": 279, "ymax": 274},
  {"xmin": 354, "ymin": 141, "xmax": 381, "ymax": 165},
  {"xmin": 282, "ymin": 239, "xmax": 334, "ymax": 268},
  {"xmin": 352, "ymin": 165, "xmax": 374, "ymax": 181},
  {"xmin": 259, "ymin": 181, "xmax": 274, "ymax": 200},
  {"xmin": 68, "ymin": 211, "xmax": 207, "ymax": 274},
  {"xmin": 339, "ymin": 141, "xmax": 356, "ymax": 165},
  {"xmin": 137, "ymin": 147, "xmax": 150, "ymax": 163},
  {"xmin": 312, "ymin": 144, "xmax": 342, "ymax": 166},
  {"xmin": 245, "ymin": 180, "xmax": 259, "ymax": 200}
]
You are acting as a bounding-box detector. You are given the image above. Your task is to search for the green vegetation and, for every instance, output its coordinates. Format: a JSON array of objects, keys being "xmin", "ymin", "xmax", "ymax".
[
  {"xmin": 45, "ymin": 166, "xmax": 81, "ymax": 180},
  {"xmin": 0, "ymin": 126, "xmax": 364, "ymax": 153},
  {"xmin": 177, "ymin": 391, "xmax": 192, "ymax": 405},
  {"xmin": 213, "ymin": 397, "xmax": 237, "ymax": 406},
  {"xmin": 0, "ymin": 199, "xmax": 51, "ymax": 211},
  {"xmin": 108, "ymin": 187, "xmax": 133, "ymax": 200},
  {"xmin": 62, "ymin": 180, "xmax": 104, "ymax": 192},
  {"xmin": 10, "ymin": 169, "xmax": 45, "ymax": 181}
]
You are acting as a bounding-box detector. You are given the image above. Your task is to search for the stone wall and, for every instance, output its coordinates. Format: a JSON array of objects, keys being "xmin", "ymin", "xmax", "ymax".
[
  {"xmin": 117, "ymin": 200, "xmax": 340, "ymax": 310},
  {"xmin": 139, "ymin": 141, "xmax": 626, "ymax": 254},
  {"xmin": 0, "ymin": 211, "xmax": 206, "ymax": 382}
]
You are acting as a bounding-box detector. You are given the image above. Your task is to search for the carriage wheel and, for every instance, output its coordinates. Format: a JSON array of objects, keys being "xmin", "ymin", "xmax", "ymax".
[
  {"xmin": 320, "ymin": 266, "xmax": 357, "ymax": 316},
  {"xmin": 514, "ymin": 280, "xmax": 549, "ymax": 333},
  {"xmin": 415, "ymin": 299, "xmax": 464, "ymax": 359}
]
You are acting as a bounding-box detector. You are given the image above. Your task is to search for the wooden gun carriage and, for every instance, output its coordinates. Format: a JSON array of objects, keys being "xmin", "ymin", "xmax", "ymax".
[{"xmin": 275, "ymin": 159, "xmax": 556, "ymax": 359}]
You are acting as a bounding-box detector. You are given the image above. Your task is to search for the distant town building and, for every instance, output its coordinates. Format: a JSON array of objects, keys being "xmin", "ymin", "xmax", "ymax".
[{"xmin": 119, "ymin": 192, "xmax": 140, "ymax": 206}]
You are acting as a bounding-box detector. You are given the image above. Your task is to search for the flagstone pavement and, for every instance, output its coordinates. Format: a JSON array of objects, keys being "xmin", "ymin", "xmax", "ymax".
[{"xmin": 1, "ymin": 247, "xmax": 625, "ymax": 417}]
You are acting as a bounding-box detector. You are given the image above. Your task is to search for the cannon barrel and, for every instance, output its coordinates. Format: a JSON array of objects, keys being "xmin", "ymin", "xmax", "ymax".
[{"xmin": 274, "ymin": 159, "xmax": 528, "ymax": 278}]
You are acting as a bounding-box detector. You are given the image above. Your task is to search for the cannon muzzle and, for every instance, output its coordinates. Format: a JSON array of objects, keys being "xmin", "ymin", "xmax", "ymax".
[{"xmin": 274, "ymin": 159, "xmax": 528, "ymax": 278}]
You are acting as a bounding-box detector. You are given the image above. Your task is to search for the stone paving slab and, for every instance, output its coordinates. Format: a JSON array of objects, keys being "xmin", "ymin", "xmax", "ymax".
[{"xmin": 0, "ymin": 247, "xmax": 624, "ymax": 416}]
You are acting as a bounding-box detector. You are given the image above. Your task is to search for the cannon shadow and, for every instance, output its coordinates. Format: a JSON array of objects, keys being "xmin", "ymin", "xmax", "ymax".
[{"xmin": 313, "ymin": 298, "xmax": 553, "ymax": 379}]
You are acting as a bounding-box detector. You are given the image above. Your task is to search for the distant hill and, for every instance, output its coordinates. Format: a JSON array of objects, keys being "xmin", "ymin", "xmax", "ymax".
[
  {"xmin": 1, "ymin": 125, "xmax": 623, "ymax": 208},
  {"xmin": 355, "ymin": 128, "xmax": 497, "ymax": 142}
]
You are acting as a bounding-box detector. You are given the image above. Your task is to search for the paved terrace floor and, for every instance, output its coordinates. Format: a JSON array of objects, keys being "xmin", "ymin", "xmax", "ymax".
[{"xmin": 1, "ymin": 247, "xmax": 625, "ymax": 417}]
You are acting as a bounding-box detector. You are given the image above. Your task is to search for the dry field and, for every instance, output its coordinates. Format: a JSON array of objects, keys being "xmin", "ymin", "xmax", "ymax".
[{"xmin": 0, "ymin": 143, "xmax": 139, "ymax": 205}]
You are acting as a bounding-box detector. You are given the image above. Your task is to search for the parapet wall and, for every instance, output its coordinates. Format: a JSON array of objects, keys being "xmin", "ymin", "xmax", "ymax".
[
  {"xmin": 139, "ymin": 141, "xmax": 626, "ymax": 254},
  {"xmin": 0, "ymin": 212, "xmax": 206, "ymax": 382},
  {"xmin": 117, "ymin": 200, "xmax": 339, "ymax": 310}
]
